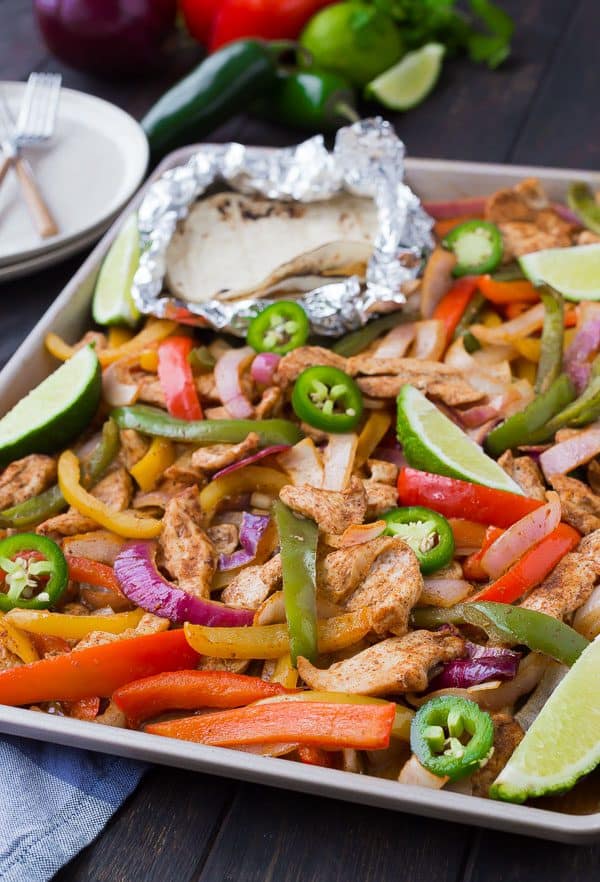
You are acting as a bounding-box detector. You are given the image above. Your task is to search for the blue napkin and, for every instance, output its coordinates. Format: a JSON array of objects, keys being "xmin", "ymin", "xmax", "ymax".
[{"xmin": 0, "ymin": 735, "xmax": 146, "ymax": 882}]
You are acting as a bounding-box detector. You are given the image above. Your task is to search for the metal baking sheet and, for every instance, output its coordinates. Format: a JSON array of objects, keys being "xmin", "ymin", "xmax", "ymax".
[{"xmin": 1, "ymin": 145, "xmax": 599, "ymax": 843}]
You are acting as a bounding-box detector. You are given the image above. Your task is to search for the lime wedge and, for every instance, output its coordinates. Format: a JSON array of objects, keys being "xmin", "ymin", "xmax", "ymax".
[
  {"xmin": 396, "ymin": 384, "xmax": 523, "ymax": 494},
  {"xmin": 92, "ymin": 214, "xmax": 141, "ymax": 327},
  {"xmin": 519, "ymin": 243, "xmax": 600, "ymax": 301},
  {"xmin": 0, "ymin": 346, "xmax": 101, "ymax": 467},
  {"xmin": 491, "ymin": 636, "xmax": 600, "ymax": 803},
  {"xmin": 365, "ymin": 43, "xmax": 445, "ymax": 111}
]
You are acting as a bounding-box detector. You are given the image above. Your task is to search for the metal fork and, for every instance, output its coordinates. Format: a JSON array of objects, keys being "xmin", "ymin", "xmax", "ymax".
[{"xmin": 16, "ymin": 73, "xmax": 62, "ymax": 146}]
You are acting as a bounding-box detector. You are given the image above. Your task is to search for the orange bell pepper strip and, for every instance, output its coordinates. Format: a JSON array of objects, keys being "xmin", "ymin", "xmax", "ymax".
[
  {"xmin": 146, "ymin": 701, "xmax": 395, "ymax": 750},
  {"xmin": 296, "ymin": 745, "xmax": 337, "ymax": 768},
  {"xmin": 504, "ymin": 301, "xmax": 533, "ymax": 320},
  {"xmin": 355, "ymin": 411, "xmax": 392, "ymax": 467},
  {"xmin": 462, "ymin": 527, "xmax": 504, "ymax": 581},
  {"xmin": 65, "ymin": 555, "xmax": 121, "ymax": 591},
  {"xmin": 0, "ymin": 630, "xmax": 197, "ymax": 705},
  {"xmin": 30, "ymin": 633, "xmax": 71, "ymax": 657},
  {"xmin": 477, "ymin": 276, "xmax": 540, "ymax": 304},
  {"xmin": 433, "ymin": 277, "xmax": 480, "ymax": 343},
  {"xmin": 157, "ymin": 336, "xmax": 203, "ymax": 421},
  {"xmin": 64, "ymin": 696, "xmax": 101, "ymax": 721},
  {"xmin": 397, "ymin": 468, "xmax": 542, "ymax": 528},
  {"xmin": 471, "ymin": 523, "xmax": 580, "ymax": 604},
  {"xmin": 112, "ymin": 670, "xmax": 294, "ymax": 727},
  {"xmin": 448, "ymin": 519, "xmax": 487, "ymax": 552}
]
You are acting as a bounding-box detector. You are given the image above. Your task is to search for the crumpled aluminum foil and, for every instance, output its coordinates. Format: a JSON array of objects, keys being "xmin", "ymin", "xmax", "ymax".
[{"xmin": 132, "ymin": 118, "xmax": 434, "ymax": 337}]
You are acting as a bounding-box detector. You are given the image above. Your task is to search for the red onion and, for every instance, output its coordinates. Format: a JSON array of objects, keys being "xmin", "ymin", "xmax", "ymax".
[
  {"xmin": 480, "ymin": 492, "xmax": 561, "ymax": 579},
  {"xmin": 540, "ymin": 422, "xmax": 600, "ymax": 479},
  {"xmin": 456, "ymin": 403, "xmax": 500, "ymax": 429},
  {"xmin": 429, "ymin": 642, "xmax": 520, "ymax": 690},
  {"xmin": 564, "ymin": 316, "xmax": 600, "ymax": 393},
  {"xmin": 213, "ymin": 446, "xmax": 290, "ymax": 481},
  {"xmin": 251, "ymin": 353, "xmax": 281, "ymax": 385},
  {"xmin": 35, "ymin": 0, "xmax": 177, "ymax": 77},
  {"xmin": 551, "ymin": 202, "xmax": 581, "ymax": 224},
  {"xmin": 114, "ymin": 541, "xmax": 254, "ymax": 626},
  {"xmin": 214, "ymin": 346, "xmax": 254, "ymax": 418},
  {"xmin": 219, "ymin": 513, "xmax": 270, "ymax": 571}
]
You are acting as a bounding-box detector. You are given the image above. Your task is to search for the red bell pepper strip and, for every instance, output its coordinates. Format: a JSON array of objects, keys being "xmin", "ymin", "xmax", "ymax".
[
  {"xmin": 65, "ymin": 555, "xmax": 121, "ymax": 592},
  {"xmin": 64, "ymin": 696, "xmax": 101, "ymax": 721},
  {"xmin": 157, "ymin": 336, "xmax": 203, "ymax": 421},
  {"xmin": 477, "ymin": 276, "xmax": 539, "ymax": 305},
  {"xmin": 462, "ymin": 527, "xmax": 504, "ymax": 581},
  {"xmin": 113, "ymin": 670, "xmax": 293, "ymax": 727},
  {"xmin": 397, "ymin": 468, "xmax": 542, "ymax": 529},
  {"xmin": 0, "ymin": 630, "xmax": 197, "ymax": 705},
  {"xmin": 30, "ymin": 633, "xmax": 71, "ymax": 657},
  {"xmin": 296, "ymin": 745, "xmax": 337, "ymax": 768},
  {"xmin": 471, "ymin": 523, "xmax": 580, "ymax": 604},
  {"xmin": 448, "ymin": 518, "xmax": 488, "ymax": 551},
  {"xmin": 146, "ymin": 701, "xmax": 395, "ymax": 750},
  {"xmin": 433, "ymin": 277, "xmax": 480, "ymax": 343}
]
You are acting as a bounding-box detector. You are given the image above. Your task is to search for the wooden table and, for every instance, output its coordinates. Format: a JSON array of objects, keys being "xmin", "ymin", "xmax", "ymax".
[{"xmin": 1, "ymin": 1, "xmax": 600, "ymax": 879}]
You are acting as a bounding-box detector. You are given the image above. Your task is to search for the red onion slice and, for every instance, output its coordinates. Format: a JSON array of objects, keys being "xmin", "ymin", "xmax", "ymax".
[
  {"xmin": 213, "ymin": 446, "xmax": 291, "ymax": 481},
  {"xmin": 251, "ymin": 353, "xmax": 281, "ymax": 385},
  {"xmin": 214, "ymin": 346, "xmax": 254, "ymax": 418},
  {"xmin": 219, "ymin": 512, "xmax": 270, "ymax": 571}
]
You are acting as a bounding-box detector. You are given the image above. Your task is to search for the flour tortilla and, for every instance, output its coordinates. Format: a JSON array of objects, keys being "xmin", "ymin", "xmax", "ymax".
[{"xmin": 165, "ymin": 191, "xmax": 378, "ymax": 303}]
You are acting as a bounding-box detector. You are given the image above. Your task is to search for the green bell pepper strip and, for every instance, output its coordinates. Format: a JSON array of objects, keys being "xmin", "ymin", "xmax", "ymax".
[
  {"xmin": 273, "ymin": 501, "xmax": 318, "ymax": 666},
  {"xmin": 0, "ymin": 533, "xmax": 68, "ymax": 611},
  {"xmin": 188, "ymin": 346, "xmax": 216, "ymax": 374},
  {"xmin": 491, "ymin": 262, "xmax": 526, "ymax": 282},
  {"xmin": 535, "ymin": 286, "xmax": 564, "ymax": 395},
  {"xmin": 411, "ymin": 696, "xmax": 494, "ymax": 781},
  {"xmin": 382, "ymin": 506, "xmax": 455, "ymax": 575},
  {"xmin": 411, "ymin": 601, "xmax": 589, "ymax": 667},
  {"xmin": 112, "ymin": 405, "xmax": 303, "ymax": 448},
  {"xmin": 541, "ymin": 355, "xmax": 600, "ymax": 435},
  {"xmin": 567, "ymin": 182, "xmax": 600, "ymax": 235},
  {"xmin": 0, "ymin": 418, "xmax": 120, "ymax": 530},
  {"xmin": 291, "ymin": 366, "xmax": 363, "ymax": 433},
  {"xmin": 247, "ymin": 301, "xmax": 309, "ymax": 355},
  {"xmin": 443, "ymin": 220, "xmax": 503, "ymax": 277},
  {"xmin": 484, "ymin": 373, "xmax": 576, "ymax": 456},
  {"xmin": 332, "ymin": 312, "xmax": 418, "ymax": 357}
]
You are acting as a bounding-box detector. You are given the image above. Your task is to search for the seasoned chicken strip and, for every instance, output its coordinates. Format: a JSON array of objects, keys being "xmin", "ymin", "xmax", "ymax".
[
  {"xmin": 0, "ymin": 454, "xmax": 56, "ymax": 509},
  {"xmin": 363, "ymin": 480, "xmax": 397, "ymax": 518},
  {"xmin": 118, "ymin": 429, "xmax": 150, "ymax": 470},
  {"xmin": 366, "ymin": 459, "xmax": 398, "ymax": 485},
  {"xmin": 275, "ymin": 346, "xmax": 347, "ymax": 387},
  {"xmin": 159, "ymin": 487, "xmax": 216, "ymax": 598},
  {"xmin": 297, "ymin": 629, "xmax": 465, "ymax": 696},
  {"xmin": 548, "ymin": 474, "xmax": 600, "ymax": 535},
  {"xmin": 279, "ymin": 476, "xmax": 367, "ymax": 535},
  {"xmin": 498, "ymin": 451, "xmax": 546, "ymax": 501},
  {"xmin": 37, "ymin": 468, "xmax": 133, "ymax": 536},
  {"xmin": 355, "ymin": 360, "xmax": 483, "ymax": 406},
  {"xmin": 191, "ymin": 433, "xmax": 260, "ymax": 472},
  {"xmin": 471, "ymin": 714, "xmax": 524, "ymax": 798},
  {"xmin": 75, "ymin": 613, "xmax": 168, "ymax": 651},
  {"xmin": 207, "ymin": 523, "xmax": 239, "ymax": 555},
  {"xmin": 221, "ymin": 554, "xmax": 282, "ymax": 610},
  {"xmin": 521, "ymin": 529, "xmax": 600, "ymax": 619}
]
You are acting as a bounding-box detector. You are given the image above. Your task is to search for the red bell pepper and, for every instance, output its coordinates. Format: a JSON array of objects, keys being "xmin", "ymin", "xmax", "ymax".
[
  {"xmin": 146, "ymin": 701, "xmax": 395, "ymax": 750},
  {"xmin": 157, "ymin": 336, "xmax": 203, "ymax": 421},
  {"xmin": 462, "ymin": 526, "xmax": 504, "ymax": 581},
  {"xmin": 180, "ymin": 0, "xmax": 221, "ymax": 43},
  {"xmin": 65, "ymin": 555, "xmax": 121, "ymax": 592},
  {"xmin": 296, "ymin": 745, "xmax": 337, "ymax": 768},
  {"xmin": 113, "ymin": 670, "xmax": 293, "ymax": 727},
  {"xmin": 209, "ymin": 0, "xmax": 336, "ymax": 50},
  {"xmin": 0, "ymin": 630, "xmax": 197, "ymax": 705},
  {"xmin": 471, "ymin": 523, "xmax": 580, "ymax": 604},
  {"xmin": 432, "ymin": 277, "xmax": 480, "ymax": 343},
  {"xmin": 64, "ymin": 696, "xmax": 101, "ymax": 721},
  {"xmin": 30, "ymin": 633, "xmax": 71, "ymax": 657},
  {"xmin": 397, "ymin": 468, "xmax": 543, "ymax": 529}
]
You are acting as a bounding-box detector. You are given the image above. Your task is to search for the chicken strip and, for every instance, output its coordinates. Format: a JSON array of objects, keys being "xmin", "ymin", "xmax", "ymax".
[
  {"xmin": 0, "ymin": 454, "xmax": 57, "ymax": 510},
  {"xmin": 191, "ymin": 433, "xmax": 261, "ymax": 472},
  {"xmin": 159, "ymin": 487, "xmax": 216, "ymax": 598},
  {"xmin": 498, "ymin": 451, "xmax": 546, "ymax": 501},
  {"xmin": 118, "ymin": 429, "xmax": 150, "ymax": 470},
  {"xmin": 75, "ymin": 613, "xmax": 168, "ymax": 651},
  {"xmin": 37, "ymin": 468, "xmax": 133, "ymax": 536},
  {"xmin": 363, "ymin": 480, "xmax": 397, "ymax": 518},
  {"xmin": 549, "ymin": 474, "xmax": 600, "ymax": 534},
  {"xmin": 279, "ymin": 476, "xmax": 367, "ymax": 535},
  {"xmin": 355, "ymin": 360, "xmax": 482, "ymax": 407},
  {"xmin": 297, "ymin": 629, "xmax": 465, "ymax": 696},
  {"xmin": 207, "ymin": 523, "xmax": 239, "ymax": 556},
  {"xmin": 366, "ymin": 459, "xmax": 398, "ymax": 485},
  {"xmin": 521, "ymin": 529, "xmax": 600, "ymax": 619},
  {"xmin": 275, "ymin": 346, "xmax": 347, "ymax": 387},
  {"xmin": 221, "ymin": 554, "xmax": 282, "ymax": 610},
  {"xmin": 471, "ymin": 714, "xmax": 524, "ymax": 798}
]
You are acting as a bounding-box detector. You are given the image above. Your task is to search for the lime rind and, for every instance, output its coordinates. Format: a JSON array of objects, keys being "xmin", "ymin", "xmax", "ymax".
[
  {"xmin": 491, "ymin": 636, "xmax": 600, "ymax": 803},
  {"xmin": 396, "ymin": 384, "xmax": 524, "ymax": 494},
  {"xmin": 519, "ymin": 244, "xmax": 600, "ymax": 302},
  {"xmin": 92, "ymin": 213, "xmax": 141, "ymax": 327},
  {"xmin": 366, "ymin": 43, "xmax": 445, "ymax": 111}
]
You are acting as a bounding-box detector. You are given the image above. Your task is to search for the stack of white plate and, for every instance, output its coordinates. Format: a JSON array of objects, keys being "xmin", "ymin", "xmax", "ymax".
[{"xmin": 0, "ymin": 82, "xmax": 148, "ymax": 283}]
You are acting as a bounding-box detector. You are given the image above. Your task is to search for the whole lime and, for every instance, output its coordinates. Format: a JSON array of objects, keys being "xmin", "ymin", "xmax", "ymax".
[{"xmin": 300, "ymin": 2, "xmax": 405, "ymax": 88}]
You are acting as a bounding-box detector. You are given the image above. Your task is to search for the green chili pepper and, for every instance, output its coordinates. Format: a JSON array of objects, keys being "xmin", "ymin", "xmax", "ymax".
[
  {"xmin": 411, "ymin": 696, "xmax": 494, "ymax": 781},
  {"xmin": 567, "ymin": 182, "xmax": 600, "ymax": 235},
  {"xmin": 291, "ymin": 366, "xmax": 363, "ymax": 432},
  {"xmin": 535, "ymin": 286, "xmax": 564, "ymax": 394},
  {"xmin": 332, "ymin": 312, "xmax": 417, "ymax": 357},
  {"xmin": 485, "ymin": 373, "xmax": 575, "ymax": 456},
  {"xmin": 247, "ymin": 301, "xmax": 310, "ymax": 355},
  {"xmin": 269, "ymin": 69, "xmax": 359, "ymax": 132},
  {"xmin": 142, "ymin": 40, "xmax": 282, "ymax": 157},
  {"xmin": 541, "ymin": 355, "xmax": 600, "ymax": 434},
  {"xmin": 273, "ymin": 501, "xmax": 318, "ymax": 666},
  {"xmin": 443, "ymin": 220, "xmax": 503, "ymax": 277},
  {"xmin": 0, "ymin": 418, "xmax": 120, "ymax": 530},
  {"xmin": 411, "ymin": 602, "xmax": 589, "ymax": 668},
  {"xmin": 188, "ymin": 346, "xmax": 216, "ymax": 374},
  {"xmin": 0, "ymin": 533, "xmax": 68, "ymax": 611},
  {"xmin": 112, "ymin": 405, "xmax": 303, "ymax": 447},
  {"xmin": 382, "ymin": 506, "xmax": 454, "ymax": 575},
  {"xmin": 453, "ymin": 290, "xmax": 485, "ymax": 353}
]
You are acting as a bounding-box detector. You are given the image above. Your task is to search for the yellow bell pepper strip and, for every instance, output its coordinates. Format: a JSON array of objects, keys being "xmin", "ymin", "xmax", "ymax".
[
  {"xmin": 513, "ymin": 338, "xmax": 541, "ymax": 362},
  {"xmin": 0, "ymin": 613, "xmax": 39, "ymax": 663},
  {"xmin": 355, "ymin": 411, "xmax": 392, "ymax": 468},
  {"xmin": 199, "ymin": 466, "xmax": 288, "ymax": 522},
  {"xmin": 107, "ymin": 327, "xmax": 134, "ymax": 347},
  {"xmin": 184, "ymin": 609, "xmax": 371, "ymax": 659},
  {"xmin": 139, "ymin": 349, "xmax": 159, "ymax": 372},
  {"xmin": 44, "ymin": 332, "xmax": 79, "ymax": 362},
  {"xmin": 130, "ymin": 437, "xmax": 176, "ymax": 491},
  {"xmin": 0, "ymin": 629, "xmax": 198, "ymax": 705},
  {"xmin": 5, "ymin": 608, "xmax": 145, "ymax": 640},
  {"xmin": 271, "ymin": 653, "xmax": 298, "ymax": 689},
  {"xmin": 45, "ymin": 320, "xmax": 178, "ymax": 366},
  {"xmin": 146, "ymin": 701, "xmax": 395, "ymax": 750},
  {"xmin": 57, "ymin": 450, "xmax": 162, "ymax": 538}
]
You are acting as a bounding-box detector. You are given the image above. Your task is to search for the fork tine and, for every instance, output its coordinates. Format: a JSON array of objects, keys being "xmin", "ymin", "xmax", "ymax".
[{"xmin": 17, "ymin": 73, "xmax": 61, "ymax": 140}]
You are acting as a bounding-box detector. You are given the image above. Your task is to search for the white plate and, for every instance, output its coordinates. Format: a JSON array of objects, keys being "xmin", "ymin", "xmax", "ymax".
[{"xmin": 0, "ymin": 82, "xmax": 148, "ymax": 267}]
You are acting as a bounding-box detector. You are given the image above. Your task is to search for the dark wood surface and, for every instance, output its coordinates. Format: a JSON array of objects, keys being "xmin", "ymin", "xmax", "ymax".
[{"xmin": 1, "ymin": 1, "xmax": 599, "ymax": 879}]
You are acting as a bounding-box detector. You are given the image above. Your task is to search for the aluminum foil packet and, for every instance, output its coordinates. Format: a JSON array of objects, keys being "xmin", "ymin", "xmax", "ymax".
[{"xmin": 132, "ymin": 117, "xmax": 434, "ymax": 338}]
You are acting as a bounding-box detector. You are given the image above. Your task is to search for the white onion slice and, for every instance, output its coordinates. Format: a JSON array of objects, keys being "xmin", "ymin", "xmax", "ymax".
[
  {"xmin": 573, "ymin": 584, "xmax": 600, "ymax": 639},
  {"xmin": 481, "ymin": 492, "xmax": 561, "ymax": 579},
  {"xmin": 214, "ymin": 346, "xmax": 254, "ymax": 418},
  {"xmin": 420, "ymin": 579, "xmax": 473, "ymax": 608},
  {"xmin": 540, "ymin": 421, "xmax": 600, "ymax": 479},
  {"xmin": 398, "ymin": 755, "xmax": 448, "ymax": 788},
  {"xmin": 322, "ymin": 433, "xmax": 357, "ymax": 491}
]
